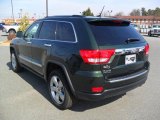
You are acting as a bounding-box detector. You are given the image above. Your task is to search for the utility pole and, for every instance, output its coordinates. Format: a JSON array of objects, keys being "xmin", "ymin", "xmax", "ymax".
[
  {"xmin": 11, "ymin": 0, "xmax": 15, "ymax": 22},
  {"xmin": 46, "ymin": 0, "xmax": 48, "ymax": 17},
  {"xmin": 18, "ymin": 13, "xmax": 20, "ymax": 18},
  {"xmin": 20, "ymin": 9, "xmax": 23, "ymax": 18}
]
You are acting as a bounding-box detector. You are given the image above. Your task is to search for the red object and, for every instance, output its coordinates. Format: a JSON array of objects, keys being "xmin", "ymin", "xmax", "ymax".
[
  {"xmin": 80, "ymin": 49, "xmax": 115, "ymax": 64},
  {"xmin": 112, "ymin": 20, "xmax": 123, "ymax": 24},
  {"xmin": 145, "ymin": 44, "xmax": 150, "ymax": 55},
  {"xmin": 92, "ymin": 87, "xmax": 104, "ymax": 93}
]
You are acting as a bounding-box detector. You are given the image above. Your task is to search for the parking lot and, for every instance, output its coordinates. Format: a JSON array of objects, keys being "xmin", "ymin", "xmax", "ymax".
[
  {"xmin": 0, "ymin": 31, "xmax": 7, "ymax": 42},
  {"xmin": 0, "ymin": 35, "xmax": 160, "ymax": 120}
]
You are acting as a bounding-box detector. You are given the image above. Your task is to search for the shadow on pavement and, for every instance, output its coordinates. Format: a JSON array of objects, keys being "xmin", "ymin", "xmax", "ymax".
[
  {"xmin": 1, "ymin": 34, "xmax": 8, "ymax": 36},
  {"xmin": 143, "ymin": 34, "xmax": 160, "ymax": 38},
  {"xmin": 7, "ymin": 62, "xmax": 125, "ymax": 112},
  {"xmin": 6, "ymin": 62, "xmax": 51, "ymax": 102},
  {"xmin": 70, "ymin": 94, "xmax": 124, "ymax": 112}
]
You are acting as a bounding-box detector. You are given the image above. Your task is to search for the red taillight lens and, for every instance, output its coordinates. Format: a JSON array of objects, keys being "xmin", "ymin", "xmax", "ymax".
[
  {"xmin": 92, "ymin": 87, "xmax": 104, "ymax": 93},
  {"xmin": 80, "ymin": 49, "xmax": 115, "ymax": 64},
  {"xmin": 145, "ymin": 44, "xmax": 149, "ymax": 55}
]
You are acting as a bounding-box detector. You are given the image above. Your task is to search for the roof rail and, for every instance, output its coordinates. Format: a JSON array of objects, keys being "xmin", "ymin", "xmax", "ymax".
[
  {"xmin": 44, "ymin": 15, "xmax": 84, "ymax": 18},
  {"xmin": 72, "ymin": 15, "xmax": 83, "ymax": 17}
]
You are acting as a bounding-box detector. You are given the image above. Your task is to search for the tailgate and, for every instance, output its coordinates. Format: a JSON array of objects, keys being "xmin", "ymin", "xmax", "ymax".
[
  {"xmin": 87, "ymin": 19, "xmax": 149, "ymax": 79},
  {"xmin": 101, "ymin": 46, "xmax": 148, "ymax": 79}
]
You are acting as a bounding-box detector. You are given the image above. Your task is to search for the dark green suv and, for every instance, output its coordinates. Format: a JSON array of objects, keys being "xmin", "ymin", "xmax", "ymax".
[{"xmin": 10, "ymin": 15, "xmax": 150, "ymax": 109}]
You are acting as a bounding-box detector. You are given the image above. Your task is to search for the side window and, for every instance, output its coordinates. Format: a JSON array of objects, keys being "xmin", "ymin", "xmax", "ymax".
[
  {"xmin": 56, "ymin": 22, "xmax": 76, "ymax": 42},
  {"xmin": 24, "ymin": 22, "xmax": 40, "ymax": 39},
  {"xmin": 39, "ymin": 21, "xmax": 56, "ymax": 40}
]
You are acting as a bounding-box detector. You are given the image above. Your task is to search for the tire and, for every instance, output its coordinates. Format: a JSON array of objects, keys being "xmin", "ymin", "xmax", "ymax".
[
  {"xmin": 48, "ymin": 70, "xmax": 74, "ymax": 110},
  {"xmin": 10, "ymin": 50, "xmax": 22, "ymax": 72},
  {"xmin": 9, "ymin": 29, "xmax": 16, "ymax": 35},
  {"xmin": 148, "ymin": 31, "xmax": 152, "ymax": 37}
]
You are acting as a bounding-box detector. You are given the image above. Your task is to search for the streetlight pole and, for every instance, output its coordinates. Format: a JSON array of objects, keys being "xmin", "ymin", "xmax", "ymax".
[
  {"xmin": 46, "ymin": 0, "xmax": 48, "ymax": 17},
  {"xmin": 11, "ymin": 0, "xmax": 15, "ymax": 22},
  {"xmin": 20, "ymin": 9, "xmax": 23, "ymax": 18},
  {"xmin": 108, "ymin": 10, "xmax": 112, "ymax": 16}
]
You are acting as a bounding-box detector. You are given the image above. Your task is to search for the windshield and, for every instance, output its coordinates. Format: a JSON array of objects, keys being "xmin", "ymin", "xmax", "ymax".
[{"xmin": 153, "ymin": 25, "xmax": 160, "ymax": 28}]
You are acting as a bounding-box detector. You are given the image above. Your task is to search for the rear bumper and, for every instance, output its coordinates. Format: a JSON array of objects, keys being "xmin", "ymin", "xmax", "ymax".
[
  {"xmin": 75, "ymin": 70, "xmax": 148, "ymax": 101},
  {"xmin": 151, "ymin": 32, "xmax": 160, "ymax": 35}
]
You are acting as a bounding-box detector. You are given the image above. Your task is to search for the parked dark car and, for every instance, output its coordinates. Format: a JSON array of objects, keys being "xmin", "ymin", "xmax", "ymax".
[
  {"xmin": 10, "ymin": 15, "xmax": 150, "ymax": 110},
  {"xmin": 0, "ymin": 23, "xmax": 5, "ymax": 30}
]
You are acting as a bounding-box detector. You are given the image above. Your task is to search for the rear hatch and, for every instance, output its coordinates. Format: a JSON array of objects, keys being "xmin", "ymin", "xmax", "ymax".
[{"xmin": 87, "ymin": 19, "xmax": 149, "ymax": 80}]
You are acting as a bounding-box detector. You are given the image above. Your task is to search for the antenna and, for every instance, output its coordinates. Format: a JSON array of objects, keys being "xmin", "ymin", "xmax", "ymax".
[{"xmin": 98, "ymin": 6, "xmax": 105, "ymax": 17}]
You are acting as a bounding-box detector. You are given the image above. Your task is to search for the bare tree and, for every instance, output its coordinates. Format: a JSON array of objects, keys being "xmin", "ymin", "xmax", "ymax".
[
  {"xmin": 130, "ymin": 9, "xmax": 141, "ymax": 16},
  {"xmin": 114, "ymin": 12, "xmax": 124, "ymax": 16}
]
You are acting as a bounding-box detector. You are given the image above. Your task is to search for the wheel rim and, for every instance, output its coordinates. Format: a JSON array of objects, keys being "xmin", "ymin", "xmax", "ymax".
[
  {"xmin": 50, "ymin": 75, "xmax": 65, "ymax": 104},
  {"xmin": 11, "ymin": 53, "xmax": 17, "ymax": 70},
  {"xmin": 9, "ymin": 30, "xmax": 15, "ymax": 34}
]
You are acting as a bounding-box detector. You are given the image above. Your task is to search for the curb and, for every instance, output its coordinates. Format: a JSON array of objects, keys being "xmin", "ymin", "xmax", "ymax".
[{"xmin": 0, "ymin": 40, "xmax": 10, "ymax": 46}]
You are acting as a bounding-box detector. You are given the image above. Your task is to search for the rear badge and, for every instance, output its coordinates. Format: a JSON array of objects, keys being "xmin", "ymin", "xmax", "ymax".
[
  {"xmin": 103, "ymin": 65, "xmax": 110, "ymax": 69},
  {"xmin": 103, "ymin": 69, "xmax": 111, "ymax": 74},
  {"xmin": 125, "ymin": 54, "xmax": 136, "ymax": 65}
]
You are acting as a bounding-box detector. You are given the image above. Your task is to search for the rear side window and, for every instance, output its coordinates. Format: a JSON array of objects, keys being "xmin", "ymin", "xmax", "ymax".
[
  {"xmin": 56, "ymin": 22, "xmax": 76, "ymax": 42},
  {"xmin": 39, "ymin": 21, "xmax": 56, "ymax": 40},
  {"xmin": 88, "ymin": 20, "xmax": 145, "ymax": 45}
]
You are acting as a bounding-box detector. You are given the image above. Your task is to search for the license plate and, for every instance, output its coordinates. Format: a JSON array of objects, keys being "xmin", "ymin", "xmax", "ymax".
[{"xmin": 125, "ymin": 54, "xmax": 136, "ymax": 65}]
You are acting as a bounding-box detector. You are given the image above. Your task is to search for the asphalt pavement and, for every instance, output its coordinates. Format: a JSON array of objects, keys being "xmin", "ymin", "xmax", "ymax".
[
  {"xmin": 0, "ymin": 30, "xmax": 7, "ymax": 42},
  {"xmin": 0, "ymin": 36, "xmax": 160, "ymax": 120}
]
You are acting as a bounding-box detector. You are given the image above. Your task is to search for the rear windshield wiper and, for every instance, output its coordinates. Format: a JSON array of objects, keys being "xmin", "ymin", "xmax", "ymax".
[{"xmin": 125, "ymin": 38, "xmax": 140, "ymax": 44}]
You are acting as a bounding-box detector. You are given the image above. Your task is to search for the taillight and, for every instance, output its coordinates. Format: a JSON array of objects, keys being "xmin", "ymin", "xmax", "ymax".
[
  {"xmin": 92, "ymin": 87, "xmax": 104, "ymax": 93},
  {"xmin": 80, "ymin": 49, "xmax": 115, "ymax": 64},
  {"xmin": 145, "ymin": 44, "xmax": 149, "ymax": 55}
]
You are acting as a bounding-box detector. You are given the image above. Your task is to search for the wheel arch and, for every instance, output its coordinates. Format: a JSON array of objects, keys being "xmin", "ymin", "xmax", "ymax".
[
  {"xmin": 8, "ymin": 28, "xmax": 16, "ymax": 33},
  {"xmin": 45, "ymin": 61, "xmax": 75, "ymax": 95}
]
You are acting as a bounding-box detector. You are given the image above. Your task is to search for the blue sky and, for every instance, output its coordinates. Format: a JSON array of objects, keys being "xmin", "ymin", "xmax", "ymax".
[{"xmin": 0, "ymin": 0, "xmax": 160, "ymax": 20}]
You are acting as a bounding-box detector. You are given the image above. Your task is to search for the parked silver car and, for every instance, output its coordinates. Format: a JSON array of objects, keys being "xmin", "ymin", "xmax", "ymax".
[{"xmin": 148, "ymin": 24, "xmax": 160, "ymax": 37}]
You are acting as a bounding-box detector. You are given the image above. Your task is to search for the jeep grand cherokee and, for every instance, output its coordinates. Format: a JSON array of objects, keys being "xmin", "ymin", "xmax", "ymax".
[{"xmin": 10, "ymin": 15, "xmax": 150, "ymax": 109}]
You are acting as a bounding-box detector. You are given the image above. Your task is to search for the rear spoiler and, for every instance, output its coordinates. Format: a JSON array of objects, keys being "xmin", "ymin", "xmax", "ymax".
[{"xmin": 87, "ymin": 19, "xmax": 130, "ymax": 26}]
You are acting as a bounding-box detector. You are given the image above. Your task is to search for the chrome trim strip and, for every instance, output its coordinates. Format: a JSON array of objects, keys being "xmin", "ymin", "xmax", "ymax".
[
  {"xmin": 39, "ymin": 20, "xmax": 78, "ymax": 43},
  {"xmin": 27, "ymin": 41, "xmax": 32, "ymax": 44},
  {"xmin": 115, "ymin": 46, "xmax": 145, "ymax": 55},
  {"xmin": 19, "ymin": 55, "xmax": 42, "ymax": 67},
  {"xmin": 44, "ymin": 44, "xmax": 52, "ymax": 47},
  {"xmin": 109, "ymin": 70, "xmax": 148, "ymax": 83}
]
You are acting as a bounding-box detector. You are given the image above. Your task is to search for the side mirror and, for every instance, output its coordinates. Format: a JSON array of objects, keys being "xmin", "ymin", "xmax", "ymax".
[{"xmin": 16, "ymin": 31, "xmax": 23, "ymax": 38}]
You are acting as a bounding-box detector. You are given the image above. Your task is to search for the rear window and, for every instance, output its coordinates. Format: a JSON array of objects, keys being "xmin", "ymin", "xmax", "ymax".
[{"xmin": 88, "ymin": 20, "xmax": 145, "ymax": 45}]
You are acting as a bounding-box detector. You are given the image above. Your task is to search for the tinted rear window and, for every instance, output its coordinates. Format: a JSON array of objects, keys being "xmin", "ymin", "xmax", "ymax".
[{"xmin": 88, "ymin": 21, "xmax": 145, "ymax": 45}]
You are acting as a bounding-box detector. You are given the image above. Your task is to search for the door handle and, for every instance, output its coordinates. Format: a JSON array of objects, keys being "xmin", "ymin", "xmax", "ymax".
[
  {"xmin": 44, "ymin": 44, "xmax": 52, "ymax": 47},
  {"xmin": 27, "ymin": 41, "xmax": 32, "ymax": 44}
]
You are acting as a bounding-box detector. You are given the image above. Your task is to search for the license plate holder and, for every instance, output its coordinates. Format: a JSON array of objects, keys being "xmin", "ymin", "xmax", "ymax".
[{"xmin": 125, "ymin": 54, "xmax": 136, "ymax": 65}]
